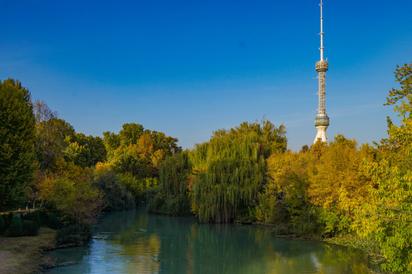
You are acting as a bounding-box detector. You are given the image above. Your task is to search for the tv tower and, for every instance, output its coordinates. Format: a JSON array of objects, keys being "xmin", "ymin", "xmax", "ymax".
[{"xmin": 314, "ymin": 0, "xmax": 330, "ymax": 143}]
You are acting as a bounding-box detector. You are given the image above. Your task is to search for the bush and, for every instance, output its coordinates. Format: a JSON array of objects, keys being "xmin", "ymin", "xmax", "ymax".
[
  {"xmin": 94, "ymin": 171, "xmax": 135, "ymax": 211},
  {"xmin": 39, "ymin": 210, "xmax": 62, "ymax": 229},
  {"xmin": 2, "ymin": 213, "xmax": 13, "ymax": 228},
  {"xmin": 56, "ymin": 224, "xmax": 91, "ymax": 247},
  {"xmin": 318, "ymin": 208, "xmax": 351, "ymax": 237},
  {"xmin": 21, "ymin": 220, "xmax": 39, "ymax": 236},
  {"xmin": 4, "ymin": 214, "xmax": 40, "ymax": 237},
  {"xmin": 288, "ymin": 208, "xmax": 321, "ymax": 236},
  {"xmin": 0, "ymin": 215, "xmax": 5, "ymax": 234},
  {"xmin": 38, "ymin": 175, "xmax": 103, "ymax": 226},
  {"xmin": 5, "ymin": 215, "xmax": 23, "ymax": 237},
  {"xmin": 23, "ymin": 211, "xmax": 41, "ymax": 225},
  {"xmin": 149, "ymin": 191, "xmax": 191, "ymax": 216},
  {"xmin": 118, "ymin": 173, "xmax": 158, "ymax": 202}
]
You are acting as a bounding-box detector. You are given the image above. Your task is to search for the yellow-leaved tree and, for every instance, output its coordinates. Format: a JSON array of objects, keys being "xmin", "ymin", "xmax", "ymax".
[{"xmin": 354, "ymin": 63, "xmax": 412, "ymax": 273}]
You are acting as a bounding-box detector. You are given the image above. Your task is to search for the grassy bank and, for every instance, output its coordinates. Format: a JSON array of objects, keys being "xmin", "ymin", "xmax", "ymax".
[{"xmin": 0, "ymin": 227, "xmax": 56, "ymax": 274}]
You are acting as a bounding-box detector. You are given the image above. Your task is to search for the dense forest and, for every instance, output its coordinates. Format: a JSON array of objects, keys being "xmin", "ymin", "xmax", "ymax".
[{"xmin": 0, "ymin": 63, "xmax": 411, "ymax": 273}]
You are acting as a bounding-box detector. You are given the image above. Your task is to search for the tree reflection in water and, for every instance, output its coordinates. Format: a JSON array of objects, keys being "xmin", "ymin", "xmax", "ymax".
[{"xmin": 48, "ymin": 210, "xmax": 375, "ymax": 274}]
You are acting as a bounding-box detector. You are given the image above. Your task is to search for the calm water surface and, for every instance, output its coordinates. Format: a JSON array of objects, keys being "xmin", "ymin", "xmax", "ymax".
[{"xmin": 47, "ymin": 210, "xmax": 375, "ymax": 274}]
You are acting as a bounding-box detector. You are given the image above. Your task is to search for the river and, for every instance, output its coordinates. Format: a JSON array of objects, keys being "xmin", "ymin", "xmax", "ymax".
[{"xmin": 47, "ymin": 210, "xmax": 375, "ymax": 274}]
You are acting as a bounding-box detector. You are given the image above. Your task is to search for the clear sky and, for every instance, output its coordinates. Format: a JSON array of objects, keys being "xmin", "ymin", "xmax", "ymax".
[{"xmin": 1, "ymin": 0, "xmax": 411, "ymax": 150}]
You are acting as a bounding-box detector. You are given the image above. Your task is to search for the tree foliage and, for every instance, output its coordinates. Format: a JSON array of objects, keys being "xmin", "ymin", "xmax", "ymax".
[
  {"xmin": 103, "ymin": 123, "xmax": 180, "ymax": 179},
  {"xmin": 256, "ymin": 151, "xmax": 319, "ymax": 235},
  {"xmin": 149, "ymin": 151, "xmax": 192, "ymax": 215},
  {"xmin": 385, "ymin": 63, "xmax": 412, "ymax": 119},
  {"xmin": 308, "ymin": 135, "xmax": 373, "ymax": 235},
  {"xmin": 1, "ymin": 64, "xmax": 411, "ymax": 271},
  {"xmin": 35, "ymin": 118, "xmax": 75, "ymax": 172},
  {"xmin": 64, "ymin": 133, "xmax": 106, "ymax": 168},
  {"xmin": 190, "ymin": 121, "xmax": 287, "ymax": 223},
  {"xmin": 354, "ymin": 63, "xmax": 412, "ymax": 273},
  {"xmin": 0, "ymin": 79, "xmax": 36, "ymax": 210}
]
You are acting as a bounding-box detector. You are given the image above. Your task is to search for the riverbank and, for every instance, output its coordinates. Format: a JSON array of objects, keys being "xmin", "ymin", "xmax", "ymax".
[
  {"xmin": 150, "ymin": 211, "xmax": 385, "ymax": 272},
  {"xmin": 325, "ymin": 234, "xmax": 385, "ymax": 272},
  {"xmin": 236, "ymin": 220, "xmax": 384, "ymax": 273},
  {"xmin": 0, "ymin": 227, "xmax": 56, "ymax": 274}
]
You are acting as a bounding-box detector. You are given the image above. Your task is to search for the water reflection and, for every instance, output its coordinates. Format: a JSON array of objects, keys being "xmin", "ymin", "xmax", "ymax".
[{"xmin": 48, "ymin": 210, "xmax": 375, "ymax": 274}]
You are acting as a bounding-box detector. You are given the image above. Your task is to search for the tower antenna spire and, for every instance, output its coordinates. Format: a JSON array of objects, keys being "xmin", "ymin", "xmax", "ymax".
[{"xmin": 320, "ymin": 0, "xmax": 324, "ymax": 61}]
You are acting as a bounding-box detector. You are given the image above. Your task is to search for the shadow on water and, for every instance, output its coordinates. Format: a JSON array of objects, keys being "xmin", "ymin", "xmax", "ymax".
[{"xmin": 48, "ymin": 210, "xmax": 375, "ymax": 274}]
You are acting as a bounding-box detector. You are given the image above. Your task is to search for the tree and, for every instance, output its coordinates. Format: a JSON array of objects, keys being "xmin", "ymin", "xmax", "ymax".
[
  {"xmin": 307, "ymin": 135, "xmax": 371, "ymax": 235},
  {"xmin": 38, "ymin": 165, "xmax": 103, "ymax": 226},
  {"xmin": 0, "ymin": 79, "xmax": 36, "ymax": 209},
  {"xmin": 119, "ymin": 123, "xmax": 144, "ymax": 146},
  {"xmin": 103, "ymin": 123, "xmax": 181, "ymax": 178},
  {"xmin": 35, "ymin": 118, "xmax": 75, "ymax": 172},
  {"xmin": 190, "ymin": 121, "xmax": 287, "ymax": 223},
  {"xmin": 102, "ymin": 131, "xmax": 120, "ymax": 158},
  {"xmin": 65, "ymin": 133, "xmax": 106, "ymax": 167},
  {"xmin": 354, "ymin": 63, "xmax": 412, "ymax": 273},
  {"xmin": 385, "ymin": 63, "xmax": 412, "ymax": 120},
  {"xmin": 33, "ymin": 100, "xmax": 57, "ymax": 123},
  {"xmin": 256, "ymin": 151, "xmax": 319, "ymax": 235},
  {"xmin": 150, "ymin": 151, "xmax": 192, "ymax": 215}
]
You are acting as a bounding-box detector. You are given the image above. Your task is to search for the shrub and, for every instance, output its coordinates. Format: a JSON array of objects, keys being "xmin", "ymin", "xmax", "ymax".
[
  {"xmin": 2, "ymin": 213, "xmax": 13, "ymax": 228},
  {"xmin": 5, "ymin": 215, "xmax": 23, "ymax": 237},
  {"xmin": 149, "ymin": 192, "xmax": 191, "ymax": 216},
  {"xmin": 23, "ymin": 211, "xmax": 41, "ymax": 225},
  {"xmin": 56, "ymin": 224, "xmax": 91, "ymax": 247},
  {"xmin": 3, "ymin": 214, "xmax": 40, "ymax": 237},
  {"xmin": 118, "ymin": 173, "xmax": 158, "ymax": 202},
  {"xmin": 22, "ymin": 220, "xmax": 39, "ymax": 236},
  {"xmin": 94, "ymin": 171, "xmax": 135, "ymax": 211},
  {"xmin": 39, "ymin": 209, "xmax": 62, "ymax": 229},
  {"xmin": 0, "ymin": 215, "xmax": 5, "ymax": 234},
  {"xmin": 318, "ymin": 208, "xmax": 351, "ymax": 237},
  {"xmin": 39, "ymin": 175, "xmax": 103, "ymax": 226}
]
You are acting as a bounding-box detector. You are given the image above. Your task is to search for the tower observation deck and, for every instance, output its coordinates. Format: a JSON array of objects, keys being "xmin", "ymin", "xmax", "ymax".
[{"xmin": 314, "ymin": 0, "xmax": 330, "ymax": 143}]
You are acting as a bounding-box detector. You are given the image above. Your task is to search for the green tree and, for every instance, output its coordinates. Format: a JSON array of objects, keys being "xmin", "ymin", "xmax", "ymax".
[
  {"xmin": 65, "ymin": 133, "xmax": 106, "ymax": 167},
  {"xmin": 150, "ymin": 151, "xmax": 192, "ymax": 215},
  {"xmin": 0, "ymin": 79, "xmax": 36, "ymax": 209},
  {"xmin": 103, "ymin": 131, "xmax": 120, "ymax": 158},
  {"xmin": 190, "ymin": 121, "xmax": 287, "ymax": 223},
  {"xmin": 38, "ymin": 164, "xmax": 103, "ymax": 226},
  {"xmin": 103, "ymin": 123, "xmax": 180, "ymax": 178},
  {"xmin": 385, "ymin": 63, "xmax": 412, "ymax": 120},
  {"xmin": 35, "ymin": 118, "xmax": 75, "ymax": 172},
  {"xmin": 119, "ymin": 123, "xmax": 144, "ymax": 146}
]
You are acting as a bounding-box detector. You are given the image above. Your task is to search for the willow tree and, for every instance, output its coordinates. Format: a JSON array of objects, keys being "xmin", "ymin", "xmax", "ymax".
[
  {"xmin": 150, "ymin": 151, "xmax": 192, "ymax": 215},
  {"xmin": 190, "ymin": 121, "xmax": 287, "ymax": 223}
]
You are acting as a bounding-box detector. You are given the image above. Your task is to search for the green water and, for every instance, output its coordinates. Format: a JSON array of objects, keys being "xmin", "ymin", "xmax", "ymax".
[{"xmin": 47, "ymin": 210, "xmax": 375, "ymax": 274}]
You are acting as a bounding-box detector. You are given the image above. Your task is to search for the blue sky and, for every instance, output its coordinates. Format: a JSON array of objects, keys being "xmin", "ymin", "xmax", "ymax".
[{"xmin": 1, "ymin": 0, "xmax": 411, "ymax": 150}]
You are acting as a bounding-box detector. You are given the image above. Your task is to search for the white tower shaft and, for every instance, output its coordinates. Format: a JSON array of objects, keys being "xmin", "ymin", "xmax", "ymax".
[{"xmin": 314, "ymin": 0, "xmax": 330, "ymax": 144}]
